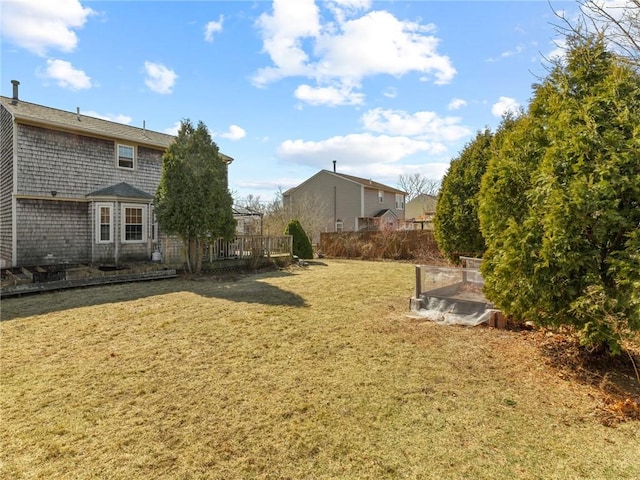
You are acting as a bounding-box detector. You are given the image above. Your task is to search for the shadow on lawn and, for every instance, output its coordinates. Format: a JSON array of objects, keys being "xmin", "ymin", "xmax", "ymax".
[
  {"xmin": 537, "ymin": 331, "xmax": 640, "ymax": 425},
  {"xmin": 1, "ymin": 268, "xmax": 308, "ymax": 321}
]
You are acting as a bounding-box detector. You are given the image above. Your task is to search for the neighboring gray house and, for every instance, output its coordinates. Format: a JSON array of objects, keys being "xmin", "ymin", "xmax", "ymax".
[
  {"xmin": 0, "ymin": 81, "xmax": 232, "ymax": 268},
  {"xmin": 405, "ymin": 193, "xmax": 438, "ymax": 230},
  {"xmin": 282, "ymin": 166, "xmax": 407, "ymax": 240}
]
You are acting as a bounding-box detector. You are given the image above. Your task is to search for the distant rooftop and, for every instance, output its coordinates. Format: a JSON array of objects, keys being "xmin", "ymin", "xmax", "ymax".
[{"xmin": 284, "ymin": 169, "xmax": 406, "ymax": 196}]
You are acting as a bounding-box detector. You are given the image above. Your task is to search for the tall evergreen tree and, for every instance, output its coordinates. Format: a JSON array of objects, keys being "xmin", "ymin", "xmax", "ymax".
[
  {"xmin": 434, "ymin": 129, "xmax": 494, "ymax": 263},
  {"xmin": 155, "ymin": 120, "xmax": 236, "ymax": 273},
  {"xmin": 479, "ymin": 36, "xmax": 640, "ymax": 354}
]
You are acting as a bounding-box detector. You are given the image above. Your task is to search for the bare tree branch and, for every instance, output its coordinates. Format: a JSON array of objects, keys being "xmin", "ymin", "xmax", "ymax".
[
  {"xmin": 551, "ymin": 0, "xmax": 640, "ymax": 67},
  {"xmin": 398, "ymin": 173, "xmax": 441, "ymax": 201}
]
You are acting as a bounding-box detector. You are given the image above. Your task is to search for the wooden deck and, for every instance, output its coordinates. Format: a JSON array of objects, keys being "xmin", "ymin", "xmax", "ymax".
[{"xmin": 1, "ymin": 267, "xmax": 177, "ymax": 299}]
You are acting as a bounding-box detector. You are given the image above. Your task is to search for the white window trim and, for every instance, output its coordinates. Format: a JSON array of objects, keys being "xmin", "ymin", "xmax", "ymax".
[
  {"xmin": 335, "ymin": 220, "xmax": 344, "ymax": 232},
  {"xmin": 116, "ymin": 143, "xmax": 136, "ymax": 170},
  {"xmin": 121, "ymin": 203, "xmax": 148, "ymax": 244},
  {"xmin": 395, "ymin": 194, "xmax": 404, "ymax": 210},
  {"xmin": 95, "ymin": 202, "xmax": 114, "ymax": 244},
  {"xmin": 378, "ymin": 190, "xmax": 384, "ymax": 203}
]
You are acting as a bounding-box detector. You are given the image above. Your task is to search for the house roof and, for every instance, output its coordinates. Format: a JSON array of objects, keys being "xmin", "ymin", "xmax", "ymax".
[
  {"xmin": 284, "ymin": 169, "xmax": 407, "ymax": 196},
  {"xmin": 87, "ymin": 182, "xmax": 154, "ymax": 199},
  {"xmin": 232, "ymin": 205, "xmax": 263, "ymax": 217},
  {"xmin": 0, "ymin": 95, "xmax": 234, "ymax": 163},
  {"xmin": 407, "ymin": 193, "xmax": 438, "ymax": 209}
]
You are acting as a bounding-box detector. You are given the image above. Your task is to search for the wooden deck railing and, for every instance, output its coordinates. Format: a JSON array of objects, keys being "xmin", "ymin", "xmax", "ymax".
[{"xmin": 161, "ymin": 235, "xmax": 292, "ymax": 266}]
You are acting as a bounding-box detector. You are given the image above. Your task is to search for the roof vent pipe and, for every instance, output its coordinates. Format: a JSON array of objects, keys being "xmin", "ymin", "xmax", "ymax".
[
  {"xmin": 143, "ymin": 120, "xmax": 146, "ymax": 134},
  {"xmin": 11, "ymin": 80, "xmax": 19, "ymax": 103},
  {"xmin": 77, "ymin": 107, "xmax": 81, "ymax": 120},
  {"xmin": 332, "ymin": 160, "xmax": 336, "ymax": 173}
]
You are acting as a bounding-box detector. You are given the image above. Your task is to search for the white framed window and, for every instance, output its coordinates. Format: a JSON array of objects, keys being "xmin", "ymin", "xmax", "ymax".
[
  {"xmin": 121, "ymin": 204, "xmax": 147, "ymax": 243},
  {"xmin": 96, "ymin": 203, "xmax": 113, "ymax": 243},
  {"xmin": 150, "ymin": 210, "xmax": 159, "ymax": 242},
  {"xmin": 117, "ymin": 144, "xmax": 135, "ymax": 169},
  {"xmin": 378, "ymin": 190, "xmax": 384, "ymax": 203},
  {"xmin": 395, "ymin": 194, "xmax": 404, "ymax": 210},
  {"xmin": 336, "ymin": 220, "xmax": 343, "ymax": 232}
]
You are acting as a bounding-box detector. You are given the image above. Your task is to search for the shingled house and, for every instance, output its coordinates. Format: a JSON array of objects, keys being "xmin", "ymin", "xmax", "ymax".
[{"xmin": 0, "ymin": 81, "xmax": 232, "ymax": 268}]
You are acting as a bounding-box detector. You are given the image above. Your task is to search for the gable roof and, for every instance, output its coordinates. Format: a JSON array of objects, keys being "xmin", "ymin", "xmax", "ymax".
[
  {"xmin": 373, "ymin": 208, "xmax": 398, "ymax": 219},
  {"xmin": 1, "ymin": 96, "xmax": 174, "ymax": 150},
  {"xmin": 407, "ymin": 193, "xmax": 438, "ymax": 209},
  {"xmin": 0, "ymin": 96, "xmax": 234, "ymax": 163},
  {"xmin": 87, "ymin": 182, "xmax": 153, "ymax": 199},
  {"xmin": 284, "ymin": 169, "xmax": 407, "ymax": 196}
]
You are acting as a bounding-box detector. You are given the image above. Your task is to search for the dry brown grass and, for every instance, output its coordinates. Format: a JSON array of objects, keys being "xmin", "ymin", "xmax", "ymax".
[{"xmin": 1, "ymin": 259, "xmax": 639, "ymax": 479}]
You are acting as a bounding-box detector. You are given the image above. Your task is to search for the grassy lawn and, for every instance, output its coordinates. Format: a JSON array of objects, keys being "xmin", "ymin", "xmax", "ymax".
[{"xmin": 1, "ymin": 259, "xmax": 639, "ymax": 479}]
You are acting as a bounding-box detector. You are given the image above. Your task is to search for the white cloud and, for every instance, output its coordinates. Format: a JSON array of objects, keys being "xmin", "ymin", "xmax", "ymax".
[
  {"xmin": 39, "ymin": 59, "xmax": 92, "ymax": 90},
  {"xmin": 294, "ymin": 84, "xmax": 365, "ymax": 106},
  {"xmin": 447, "ymin": 98, "xmax": 467, "ymax": 111},
  {"xmin": 501, "ymin": 44, "xmax": 525, "ymax": 58},
  {"xmin": 546, "ymin": 38, "xmax": 568, "ymax": 62},
  {"xmin": 314, "ymin": 11, "xmax": 455, "ymax": 84},
  {"xmin": 361, "ymin": 108, "xmax": 471, "ymax": 142},
  {"xmin": 236, "ymin": 178, "xmax": 302, "ymax": 193},
  {"xmin": 0, "ymin": 0, "xmax": 94, "ymax": 56},
  {"xmin": 204, "ymin": 15, "xmax": 224, "ymax": 42},
  {"xmin": 348, "ymin": 161, "xmax": 450, "ymax": 187},
  {"xmin": 83, "ymin": 111, "xmax": 132, "ymax": 124},
  {"xmin": 277, "ymin": 133, "xmax": 447, "ymax": 168},
  {"xmin": 253, "ymin": 1, "xmax": 455, "ymax": 105},
  {"xmin": 164, "ymin": 121, "xmax": 181, "ymax": 136},
  {"xmin": 326, "ymin": 0, "xmax": 372, "ymax": 24},
  {"xmin": 382, "ymin": 87, "xmax": 397, "ymax": 99},
  {"xmin": 218, "ymin": 125, "xmax": 247, "ymax": 141},
  {"xmin": 253, "ymin": 0, "xmax": 321, "ymax": 86},
  {"xmin": 144, "ymin": 61, "xmax": 178, "ymax": 94},
  {"xmin": 491, "ymin": 96, "xmax": 520, "ymax": 117}
]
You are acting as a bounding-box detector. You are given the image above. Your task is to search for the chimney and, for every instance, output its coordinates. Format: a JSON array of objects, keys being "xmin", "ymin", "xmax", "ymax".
[
  {"xmin": 332, "ymin": 160, "xmax": 336, "ymax": 173},
  {"xmin": 11, "ymin": 80, "xmax": 19, "ymax": 103}
]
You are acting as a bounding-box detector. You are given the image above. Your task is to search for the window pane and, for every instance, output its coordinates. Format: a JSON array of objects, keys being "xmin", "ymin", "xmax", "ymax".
[
  {"xmin": 125, "ymin": 225, "xmax": 143, "ymax": 241},
  {"xmin": 99, "ymin": 207, "xmax": 111, "ymax": 241},
  {"xmin": 124, "ymin": 207, "xmax": 143, "ymax": 241},
  {"xmin": 119, "ymin": 145, "xmax": 134, "ymax": 157},
  {"xmin": 118, "ymin": 145, "xmax": 134, "ymax": 168},
  {"xmin": 100, "ymin": 224, "xmax": 111, "ymax": 241}
]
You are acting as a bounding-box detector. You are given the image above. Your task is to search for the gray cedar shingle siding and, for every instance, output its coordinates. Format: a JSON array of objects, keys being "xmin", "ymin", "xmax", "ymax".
[
  {"xmin": 1, "ymin": 104, "xmax": 14, "ymax": 266},
  {"xmin": 0, "ymin": 94, "xmax": 234, "ymax": 268},
  {"xmin": 16, "ymin": 125, "xmax": 162, "ymax": 198},
  {"xmin": 16, "ymin": 199, "xmax": 90, "ymax": 266}
]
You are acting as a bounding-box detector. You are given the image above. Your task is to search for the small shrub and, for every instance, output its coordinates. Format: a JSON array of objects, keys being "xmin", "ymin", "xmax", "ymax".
[{"xmin": 285, "ymin": 219, "xmax": 313, "ymax": 259}]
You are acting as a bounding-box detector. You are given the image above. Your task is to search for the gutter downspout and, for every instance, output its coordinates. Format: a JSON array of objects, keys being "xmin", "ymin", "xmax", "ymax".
[
  {"xmin": 114, "ymin": 203, "xmax": 119, "ymax": 267},
  {"xmin": 333, "ymin": 186, "xmax": 337, "ymax": 231}
]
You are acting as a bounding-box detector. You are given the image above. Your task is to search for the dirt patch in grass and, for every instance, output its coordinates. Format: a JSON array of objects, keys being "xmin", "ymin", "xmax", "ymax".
[
  {"xmin": 530, "ymin": 329, "xmax": 640, "ymax": 426},
  {"xmin": 1, "ymin": 259, "xmax": 639, "ymax": 479}
]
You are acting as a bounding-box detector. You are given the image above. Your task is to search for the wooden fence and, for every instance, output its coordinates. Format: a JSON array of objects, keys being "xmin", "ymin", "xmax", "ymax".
[{"xmin": 161, "ymin": 235, "xmax": 292, "ymax": 268}]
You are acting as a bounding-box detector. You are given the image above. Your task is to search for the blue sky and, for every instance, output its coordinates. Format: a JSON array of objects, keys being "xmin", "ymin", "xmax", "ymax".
[{"xmin": 1, "ymin": 0, "xmax": 579, "ymax": 203}]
